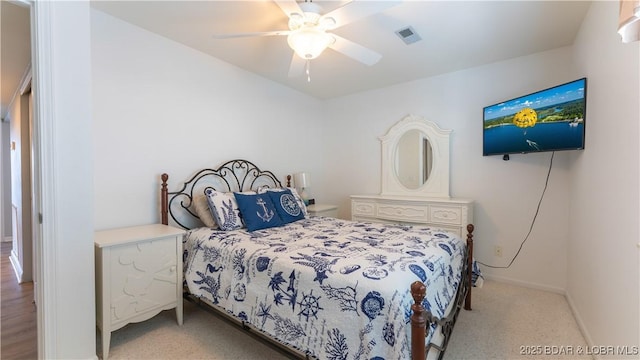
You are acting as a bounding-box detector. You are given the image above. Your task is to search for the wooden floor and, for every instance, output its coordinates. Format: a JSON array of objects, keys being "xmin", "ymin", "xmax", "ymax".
[{"xmin": 1, "ymin": 242, "xmax": 37, "ymax": 359}]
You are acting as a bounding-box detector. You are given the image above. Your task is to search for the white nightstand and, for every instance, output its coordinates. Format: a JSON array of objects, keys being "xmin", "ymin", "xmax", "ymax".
[
  {"xmin": 306, "ymin": 204, "xmax": 338, "ymax": 218},
  {"xmin": 95, "ymin": 224, "xmax": 185, "ymax": 359}
]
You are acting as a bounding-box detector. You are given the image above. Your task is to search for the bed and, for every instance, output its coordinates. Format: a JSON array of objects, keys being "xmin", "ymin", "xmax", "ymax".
[{"xmin": 160, "ymin": 159, "xmax": 477, "ymax": 360}]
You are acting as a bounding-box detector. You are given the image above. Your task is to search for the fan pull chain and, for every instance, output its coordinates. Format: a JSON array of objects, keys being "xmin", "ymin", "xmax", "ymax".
[{"xmin": 305, "ymin": 60, "xmax": 311, "ymax": 82}]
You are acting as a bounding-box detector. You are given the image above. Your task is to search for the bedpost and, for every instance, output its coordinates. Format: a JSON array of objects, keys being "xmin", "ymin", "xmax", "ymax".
[
  {"xmin": 465, "ymin": 224, "xmax": 474, "ymax": 311},
  {"xmin": 161, "ymin": 173, "xmax": 169, "ymax": 225},
  {"xmin": 410, "ymin": 281, "xmax": 427, "ymax": 360},
  {"xmin": 286, "ymin": 174, "xmax": 291, "ymax": 187}
]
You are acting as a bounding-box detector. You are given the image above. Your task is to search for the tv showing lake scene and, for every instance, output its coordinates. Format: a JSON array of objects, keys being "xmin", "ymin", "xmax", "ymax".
[{"xmin": 483, "ymin": 78, "xmax": 586, "ymax": 156}]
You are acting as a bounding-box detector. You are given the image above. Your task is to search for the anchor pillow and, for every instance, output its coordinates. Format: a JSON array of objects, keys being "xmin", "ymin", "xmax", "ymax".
[{"xmin": 234, "ymin": 192, "xmax": 284, "ymax": 231}]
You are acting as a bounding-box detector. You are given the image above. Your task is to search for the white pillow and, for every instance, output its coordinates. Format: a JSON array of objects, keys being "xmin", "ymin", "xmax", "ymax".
[
  {"xmin": 288, "ymin": 188, "xmax": 309, "ymax": 218},
  {"xmin": 193, "ymin": 194, "xmax": 217, "ymax": 228},
  {"xmin": 205, "ymin": 189, "xmax": 256, "ymax": 231}
]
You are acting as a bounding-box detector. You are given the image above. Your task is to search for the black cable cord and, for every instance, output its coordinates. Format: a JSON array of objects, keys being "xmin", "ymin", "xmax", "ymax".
[{"xmin": 477, "ymin": 151, "xmax": 555, "ymax": 269}]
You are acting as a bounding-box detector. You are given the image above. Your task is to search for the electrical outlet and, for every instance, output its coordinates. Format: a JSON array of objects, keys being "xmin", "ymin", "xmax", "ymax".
[{"xmin": 494, "ymin": 245, "xmax": 503, "ymax": 257}]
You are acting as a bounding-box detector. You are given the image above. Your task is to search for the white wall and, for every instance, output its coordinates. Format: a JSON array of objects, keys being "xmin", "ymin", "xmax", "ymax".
[
  {"xmin": 324, "ymin": 47, "xmax": 577, "ymax": 292},
  {"xmin": 568, "ymin": 1, "xmax": 639, "ymax": 353},
  {"xmin": 91, "ymin": 10, "xmax": 326, "ymax": 230}
]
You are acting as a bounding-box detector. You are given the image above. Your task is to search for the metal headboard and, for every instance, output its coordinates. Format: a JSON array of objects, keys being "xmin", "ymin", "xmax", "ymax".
[{"xmin": 161, "ymin": 159, "xmax": 283, "ymax": 229}]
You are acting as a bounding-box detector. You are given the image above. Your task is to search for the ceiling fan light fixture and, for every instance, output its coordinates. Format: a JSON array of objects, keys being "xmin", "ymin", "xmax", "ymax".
[
  {"xmin": 319, "ymin": 16, "xmax": 337, "ymax": 30},
  {"xmin": 287, "ymin": 28, "xmax": 334, "ymax": 59},
  {"xmin": 288, "ymin": 13, "xmax": 304, "ymax": 29}
]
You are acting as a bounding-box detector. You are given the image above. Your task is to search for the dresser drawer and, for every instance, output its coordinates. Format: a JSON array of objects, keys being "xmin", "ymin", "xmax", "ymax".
[
  {"xmin": 429, "ymin": 205, "xmax": 463, "ymax": 225},
  {"xmin": 429, "ymin": 225, "xmax": 462, "ymax": 237},
  {"xmin": 377, "ymin": 203, "xmax": 428, "ymax": 222},
  {"xmin": 352, "ymin": 200, "xmax": 375, "ymax": 217}
]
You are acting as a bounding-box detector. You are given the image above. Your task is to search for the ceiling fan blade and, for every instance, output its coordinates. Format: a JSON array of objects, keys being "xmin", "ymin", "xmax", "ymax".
[
  {"xmin": 288, "ymin": 52, "xmax": 306, "ymax": 78},
  {"xmin": 321, "ymin": 0, "xmax": 401, "ymax": 29},
  {"xmin": 328, "ymin": 34, "xmax": 382, "ymax": 66},
  {"xmin": 274, "ymin": 0, "xmax": 303, "ymax": 18},
  {"xmin": 213, "ymin": 30, "xmax": 290, "ymax": 39}
]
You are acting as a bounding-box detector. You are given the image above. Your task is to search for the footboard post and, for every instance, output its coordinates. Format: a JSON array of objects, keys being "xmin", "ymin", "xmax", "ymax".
[
  {"xmin": 464, "ymin": 224, "xmax": 474, "ymax": 311},
  {"xmin": 161, "ymin": 173, "xmax": 169, "ymax": 225},
  {"xmin": 411, "ymin": 281, "xmax": 427, "ymax": 360}
]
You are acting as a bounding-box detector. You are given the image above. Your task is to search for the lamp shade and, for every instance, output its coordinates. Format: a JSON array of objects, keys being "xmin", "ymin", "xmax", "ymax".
[
  {"xmin": 294, "ymin": 172, "xmax": 311, "ymax": 188},
  {"xmin": 618, "ymin": 0, "xmax": 640, "ymax": 43},
  {"xmin": 287, "ymin": 28, "xmax": 334, "ymax": 59}
]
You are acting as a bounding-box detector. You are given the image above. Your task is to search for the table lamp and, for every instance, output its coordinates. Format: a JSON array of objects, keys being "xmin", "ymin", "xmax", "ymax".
[{"xmin": 294, "ymin": 172, "xmax": 311, "ymax": 205}]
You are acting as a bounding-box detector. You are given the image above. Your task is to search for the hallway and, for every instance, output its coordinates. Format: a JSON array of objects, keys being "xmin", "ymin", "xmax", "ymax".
[{"xmin": 1, "ymin": 241, "xmax": 37, "ymax": 359}]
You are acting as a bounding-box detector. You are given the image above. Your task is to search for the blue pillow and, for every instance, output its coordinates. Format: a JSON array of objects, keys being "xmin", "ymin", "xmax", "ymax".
[
  {"xmin": 267, "ymin": 189, "xmax": 305, "ymax": 224},
  {"xmin": 234, "ymin": 192, "xmax": 284, "ymax": 231}
]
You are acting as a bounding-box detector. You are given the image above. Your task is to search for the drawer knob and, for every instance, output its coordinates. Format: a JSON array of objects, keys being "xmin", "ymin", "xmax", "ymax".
[{"xmin": 170, "ymin": 266, "xmax": 176, "ymax": 273}]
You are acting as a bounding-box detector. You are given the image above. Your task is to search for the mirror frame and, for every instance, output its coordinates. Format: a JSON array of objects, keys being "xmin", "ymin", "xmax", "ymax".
[{"xmin": 379, "ymin": 114, "xmax": 451, "ymax": 198}]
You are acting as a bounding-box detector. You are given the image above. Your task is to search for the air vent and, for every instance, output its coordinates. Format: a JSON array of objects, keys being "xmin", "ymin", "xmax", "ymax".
[{"xmin": 395, "ymin": 26, "xmax": 422, "ymax": 45}]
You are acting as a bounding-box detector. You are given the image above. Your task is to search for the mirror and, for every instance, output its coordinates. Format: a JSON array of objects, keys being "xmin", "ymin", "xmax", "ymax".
[
  {"xmin": 380, "ymin": 114, "xmax": 451, "ymax": 198},
  {"xmin": 394, "ymin": 130, "xmax": 432, "ymax": 189}
]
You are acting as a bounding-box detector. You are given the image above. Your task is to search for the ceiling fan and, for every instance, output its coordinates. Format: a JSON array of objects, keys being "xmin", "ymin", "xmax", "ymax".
[{"xmin": 213, "ymin": 0, "xmax": 401, "ymax": 79}]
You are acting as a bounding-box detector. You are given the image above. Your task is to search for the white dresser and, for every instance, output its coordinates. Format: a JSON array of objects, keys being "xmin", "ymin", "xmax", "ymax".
[
  {"xmin": 351, "ymin": 195, "xmax": 473, "ymax": 237},
  {"xmin": 95, "ymin": 224, "xmax": 185, "ymax": 359},
  {"xmin": 352, "ymin": 114, "xmax": 475, "ymax": 238}
]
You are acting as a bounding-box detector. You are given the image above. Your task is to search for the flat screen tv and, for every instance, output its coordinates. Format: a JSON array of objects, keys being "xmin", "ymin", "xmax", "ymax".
[{"xmin": 483, "ymin": 78, "xmax": 586, "ymax": 157}]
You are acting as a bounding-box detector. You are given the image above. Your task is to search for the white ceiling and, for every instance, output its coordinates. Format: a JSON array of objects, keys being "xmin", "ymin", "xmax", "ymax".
[
  {"xmin": 1, "ymin": 1, "xmax": 592, "ymax": 118},
  {"xmin": 91, "ymin": 0, "xmax": 592, "ymax": 99}
]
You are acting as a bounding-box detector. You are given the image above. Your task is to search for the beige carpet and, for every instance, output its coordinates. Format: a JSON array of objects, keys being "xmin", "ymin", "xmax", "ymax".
[
  {"xmin": 445, "ymin": 281, "xmax": 590, "ymax": 359},
  {"xmin": 100, "ymin": 281, "xmax": 590, "ymax": 359}
]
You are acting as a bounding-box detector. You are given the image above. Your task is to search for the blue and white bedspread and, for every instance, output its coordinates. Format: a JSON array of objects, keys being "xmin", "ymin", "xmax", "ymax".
[{"xmin": 183, "ymin": 217, "xmax": 476, "ymax": 360}]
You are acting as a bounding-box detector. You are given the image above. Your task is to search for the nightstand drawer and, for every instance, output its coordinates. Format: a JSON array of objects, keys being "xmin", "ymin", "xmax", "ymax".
[{"xmin": 108, "ymin": 237, "xmax": 178, "ymax": 325}]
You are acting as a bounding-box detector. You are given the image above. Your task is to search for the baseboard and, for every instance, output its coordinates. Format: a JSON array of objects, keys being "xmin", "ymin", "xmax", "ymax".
[
  {"xmin": 9, "ymin": 250, "xmax": 24, "ymax": 283},
  {"xmin": 565, "ymin": 291, "xmax": 597, "ymax": 358},
  {"xmin": 482, "ymin": 273, "xmax": 566, "ymax": 295}
]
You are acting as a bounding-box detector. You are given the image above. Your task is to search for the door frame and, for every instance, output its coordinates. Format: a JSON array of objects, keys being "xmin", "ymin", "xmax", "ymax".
[
  {"xmin": 30, "ymin": 2, "xmax": 96, "ymax": 358},
  {"xmin": 25, "ymin": 0, "xmax": 55, "ymax": 357}
]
